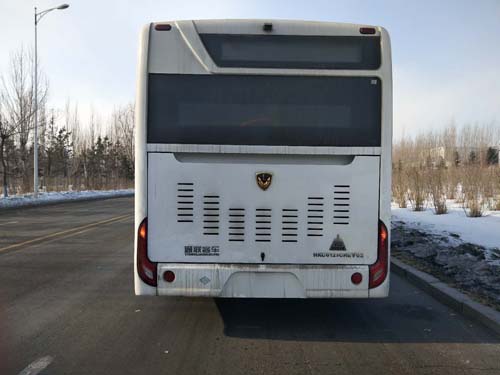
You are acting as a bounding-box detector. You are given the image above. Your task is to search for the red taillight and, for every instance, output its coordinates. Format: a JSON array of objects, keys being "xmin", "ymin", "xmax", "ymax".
[
  {"xmin": 351, "ymin": 272, "xmax": 363, "ymax": 285},
  {"xmin": 137, "ymin": 218, "xmax": 157, "ymax": 287},
  {"xmin": 155, "ymin": 24, "xmax": 172, "ymax": 31},
  {"xmin": 369, "ymin": 220, "xmax": 388, "ymax": 289},
  {"xmin": 360, "ymin": 27, "xmax": 376, "ymax": 35},
  {"xmin": 163, "ymin": 270, "xmax": 175, "ymax": 283}
]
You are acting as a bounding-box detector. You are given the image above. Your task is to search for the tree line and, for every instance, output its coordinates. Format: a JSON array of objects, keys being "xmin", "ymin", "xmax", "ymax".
[
  {"xmin": 1, "ymin": 48, "xmax": 134, "ymax": 197},
  {"xmin": 393, "ymin": 124, "xmax": 500, "ymax": 217}
]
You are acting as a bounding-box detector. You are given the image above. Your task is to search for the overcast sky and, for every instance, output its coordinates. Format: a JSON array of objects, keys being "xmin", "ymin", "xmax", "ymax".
[{"xmin": 1, "ymin": 0, "xmax": 500, "ymax": 139}]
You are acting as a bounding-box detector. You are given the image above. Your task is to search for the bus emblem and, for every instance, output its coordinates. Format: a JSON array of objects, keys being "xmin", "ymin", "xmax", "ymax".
[
  {"xmin": 256, "ymin": 172, "xmax": 273, "ymax": 190},
  {"xmin": 329, "ymin": 235, "xmax": 346, "ymax": 251}
]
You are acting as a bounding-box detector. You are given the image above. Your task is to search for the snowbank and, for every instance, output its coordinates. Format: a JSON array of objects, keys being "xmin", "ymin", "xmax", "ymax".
[
  {"xmin": 0, "ymin": 189, "xmax": 134, "ymax": 209},
  {"xmin": 392, "ymin": 202, "xmax": 500, "ymax": 251}
]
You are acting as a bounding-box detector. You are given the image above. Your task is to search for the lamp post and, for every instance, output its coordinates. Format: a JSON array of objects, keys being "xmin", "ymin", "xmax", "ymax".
[{"xmin": 33, "ymin": 3, "xmax": 69, "ymax": 198}]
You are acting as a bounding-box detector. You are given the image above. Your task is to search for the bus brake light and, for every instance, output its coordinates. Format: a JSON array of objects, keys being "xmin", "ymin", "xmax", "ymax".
[
  {"xmin": 369, "ymin": 220, "xmax": 388, "ymax": 289},
  {"xmin": 137, "ymin": 218, "xmax": 157, "ymax": 287}
]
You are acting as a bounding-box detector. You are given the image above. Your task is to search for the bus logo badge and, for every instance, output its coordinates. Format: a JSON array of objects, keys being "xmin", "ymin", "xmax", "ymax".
[
  {"xmin": 256, "ymin": 172, "xmax": 273, "ymax": 190},
  {"xmin": 329, "ymin": 234, "xmax": 346, "ymax": 251}
]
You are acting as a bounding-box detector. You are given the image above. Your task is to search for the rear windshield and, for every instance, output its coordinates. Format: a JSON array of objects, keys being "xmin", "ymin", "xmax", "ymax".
[
  {"xmin": 147, "ymin": 74, "xmax": 381, "ymax": 147},
  {"xmin": 200, "ymin": 34, "xmax": 381, "ymax": 70}
]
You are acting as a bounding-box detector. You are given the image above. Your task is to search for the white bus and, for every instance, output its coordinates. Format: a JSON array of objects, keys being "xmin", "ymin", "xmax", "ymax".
[{"xmin": 135, "ymin": 19, "xmax": 392, "ymax": 298}]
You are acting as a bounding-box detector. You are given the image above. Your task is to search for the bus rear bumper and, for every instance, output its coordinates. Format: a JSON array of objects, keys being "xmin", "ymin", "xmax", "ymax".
[{"xmin": 155, "ymin": 263, "xmax": 388, "ymax": 298}]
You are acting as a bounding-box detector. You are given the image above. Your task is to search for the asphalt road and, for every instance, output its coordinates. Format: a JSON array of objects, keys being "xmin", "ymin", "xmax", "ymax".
[{"xmin": 0, "ymin": 197, "xmax": 499, "ymax": 375}]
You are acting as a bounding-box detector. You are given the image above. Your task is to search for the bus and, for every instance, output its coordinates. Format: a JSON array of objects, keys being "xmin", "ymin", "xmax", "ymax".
[{"xmin": 135, "ymin": 19, "xmax": 392, "ymax": 298}]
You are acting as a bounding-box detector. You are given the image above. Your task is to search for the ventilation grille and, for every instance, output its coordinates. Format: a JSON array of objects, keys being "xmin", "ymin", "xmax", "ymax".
[
  {"xmin": 281, "ymin": 209, "xmax": 298, "ymax": 243},
  {"xmin": 177, "ymin": 183, "xmax": 194, "ymax": 223},
  {"xmin": 228, "ymin": 208, "xmax": 245, "ymax": 242},
  {"xmin": 175, "ymin": 188, "xmax": 351, "ymax": 240},
  {"xmin": 203, "ymin": 195, "xmax": 220, "ymax": 235},
  {"xmin": 333, "ymin": 185, "xmax": 350, "ymax": 225},
  {"xmin": 307, "ymin": 197, "xmax": 324, "ymax": 237},
  {"xmin": 255, "ymin": 208, "xmax": 272, "ymax": 242}
]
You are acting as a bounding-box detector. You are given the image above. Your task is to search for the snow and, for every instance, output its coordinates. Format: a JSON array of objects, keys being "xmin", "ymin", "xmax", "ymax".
[
  {"xmin": 392, "ymin": 201, "xmax": 500, "ymax": 251},
  {"xmin": 0, "ymin": 189, "xmax": 134, "ymax": 209},
  {"xmin": 392, "ymin": 202, "xmax": 500, "ymax": 304}
]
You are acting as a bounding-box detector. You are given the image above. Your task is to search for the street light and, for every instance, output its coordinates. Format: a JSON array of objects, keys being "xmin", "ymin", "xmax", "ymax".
[{"xmin": 33, "ymin": 3, "xmax": 70, "ymax": 198}]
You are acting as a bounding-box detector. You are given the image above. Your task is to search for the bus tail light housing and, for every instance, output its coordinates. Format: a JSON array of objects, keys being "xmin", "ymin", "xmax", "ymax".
[
  {"xmin": 369, "ymin": 220, "xmax": 388, "ymax": 289},
  {"xmin": 137, "ymin": 217, "xmax": 157, "ymax": 287}
]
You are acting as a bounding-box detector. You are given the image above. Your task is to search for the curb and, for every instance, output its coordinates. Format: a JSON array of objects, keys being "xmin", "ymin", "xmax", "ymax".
[
  {"xmin": 391, "ymin": 258, "xmax": 500, "ymax": 336},
  {"xmin": 0, "ymin": 191, "xmax": 134, "ymax": 211}
]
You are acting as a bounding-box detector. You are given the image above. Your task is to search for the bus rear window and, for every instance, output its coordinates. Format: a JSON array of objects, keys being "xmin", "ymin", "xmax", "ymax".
[
  {"xmin": 147, "ymin": 74, "xmax": 381, "ymax": 147},
  {"xmin": 200, "ymin": 34, "xmax": 381, "ymax": 70}
]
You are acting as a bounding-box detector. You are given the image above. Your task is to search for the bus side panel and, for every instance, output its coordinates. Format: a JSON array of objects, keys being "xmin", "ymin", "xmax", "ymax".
[
  {"xmin": 135, "ymin": 23, "xmax": 156, "ymax": 296},
  {"xmin": 369, "ymin": 27, "xmax": 392, "ymax": 298}
]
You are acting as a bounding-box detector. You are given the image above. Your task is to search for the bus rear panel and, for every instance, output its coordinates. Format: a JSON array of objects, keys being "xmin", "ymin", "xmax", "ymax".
[{"xmin": 135, "ymin": 19, "xmax": 392, "ymax": 298}]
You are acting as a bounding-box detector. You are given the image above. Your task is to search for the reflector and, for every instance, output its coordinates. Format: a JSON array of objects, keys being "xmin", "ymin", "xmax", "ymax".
[
  {"xmin": 351, "ymin": 272, "xmax": 363, "ymax": 285},
  {"xmin": 163, "ymin": 271, "xmax": 176, "ymax": 283}
]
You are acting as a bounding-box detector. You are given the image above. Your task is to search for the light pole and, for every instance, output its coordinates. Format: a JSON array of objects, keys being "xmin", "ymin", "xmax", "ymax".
[{"xmin": 33, "ymin": 3, "xmax": 69, "ymax": 198}]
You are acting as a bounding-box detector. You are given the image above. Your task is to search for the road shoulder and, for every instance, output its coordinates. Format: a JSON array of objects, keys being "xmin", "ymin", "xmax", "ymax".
[{"xmin": 391, "ymin": 258, "xmax": 500, "ymax": 335}]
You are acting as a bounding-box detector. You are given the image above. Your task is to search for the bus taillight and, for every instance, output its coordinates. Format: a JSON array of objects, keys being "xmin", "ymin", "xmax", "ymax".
[
  {"xmin": 137, "ymin": 217, "xmax": 157, "ymax": 287},
  {"xmin": 360, "ymin": 27, "xmax": 376, "ymax": 35},
  {"xmin": 155, "ymin": 24, "xmax": 172, "ymax": 31},
  {"xmin": 369, "ymin": 220, "xmax": 388, "ymax": 289}
]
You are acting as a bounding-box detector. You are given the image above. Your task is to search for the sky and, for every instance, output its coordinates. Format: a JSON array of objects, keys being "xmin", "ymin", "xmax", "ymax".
[{"xmin": 1, "ymin": 0, "xmax": 500, "ymax": 140}]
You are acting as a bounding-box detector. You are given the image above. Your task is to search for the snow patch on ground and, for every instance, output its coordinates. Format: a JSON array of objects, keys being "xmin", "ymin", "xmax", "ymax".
[
  {"xmin": 391, "ymin": 221, "xmax": 500, "ymax": 309},
  {"xmin": 392, "ymin": 202, "xmax": 500, "ymax": 264},
  {"xmin": 391, "ymin": 200, "xmax": 500, "ymax": 308},
  {"xmin": 0, "ymin": 189, "xmax": 134, "ymax": 209}
]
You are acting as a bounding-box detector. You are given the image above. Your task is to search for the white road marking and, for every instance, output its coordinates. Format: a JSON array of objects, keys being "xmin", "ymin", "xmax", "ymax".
[
  {"xmin": 18, "ymin": 356, "xmax": 53, "ymax": 375},
  {"xmin": 0, "ymin": 220, "xmax": 19, "ymax": 226}
]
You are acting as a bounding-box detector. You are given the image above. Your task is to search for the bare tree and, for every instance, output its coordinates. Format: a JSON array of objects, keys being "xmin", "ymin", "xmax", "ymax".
[
  {"xmin": 0, "ymin": 47, "xmax": 48, "ymax": 194},
  {"xmin": 111, "ymin": 103, "xmax": 134, "ymax": 174},
  {"xmin": 0, "ymin": 104, "xmax": 15, "ymax": 197}
]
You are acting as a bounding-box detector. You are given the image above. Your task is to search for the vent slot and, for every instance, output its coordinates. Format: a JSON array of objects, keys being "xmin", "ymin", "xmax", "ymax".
[
  {"xmin": 281, "ymin": 208, "xmax": 298, "ymax": 243},
  {"xmin": 228, "ymin": 208, "xmax": 245, "ymax": 242},
  {"xmin": 333, "ymin": 185, "xmax": 350, "ymax": 225},
  {"xmin": 307, "ymin": 197, "xmax": 324, "ymax": 237},
  {"xmin": 255, "ymin": 208, "xmax": 272, "ymax": 242},
  {"xmin": 203, "ymin": 195, "xmax": 220, "ymax": 235},
  {"xmin": 177, "ymin": 183, "xmax": 194, "ymax": 223}
]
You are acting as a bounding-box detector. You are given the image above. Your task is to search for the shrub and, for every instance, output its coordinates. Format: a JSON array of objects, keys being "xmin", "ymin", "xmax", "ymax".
[
  {"xmin": 427, "ymin": 166, "xmax": 448, "ymax": 214},
  {"xmin": 392, "ymin": 160, "xmax": 408, "ymax": 208},
  {"xmin": 406, "ymin": 166, "xmax": 427, "ymax": 211},
  {"xmin": 461, "ymin": 165, "xmax": 486, "ymax": 217}
]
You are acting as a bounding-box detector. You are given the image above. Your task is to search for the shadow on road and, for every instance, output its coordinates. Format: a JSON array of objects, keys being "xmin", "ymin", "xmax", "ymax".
[{"xmin": 215, "ymin": 298, "xmax": 499, "ymax": 343}]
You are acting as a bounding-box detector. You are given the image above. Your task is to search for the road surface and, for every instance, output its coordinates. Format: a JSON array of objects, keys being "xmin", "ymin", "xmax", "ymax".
[{"xmin": 0, "ymin": 197, "xmax": 498, "ymax": 374}]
